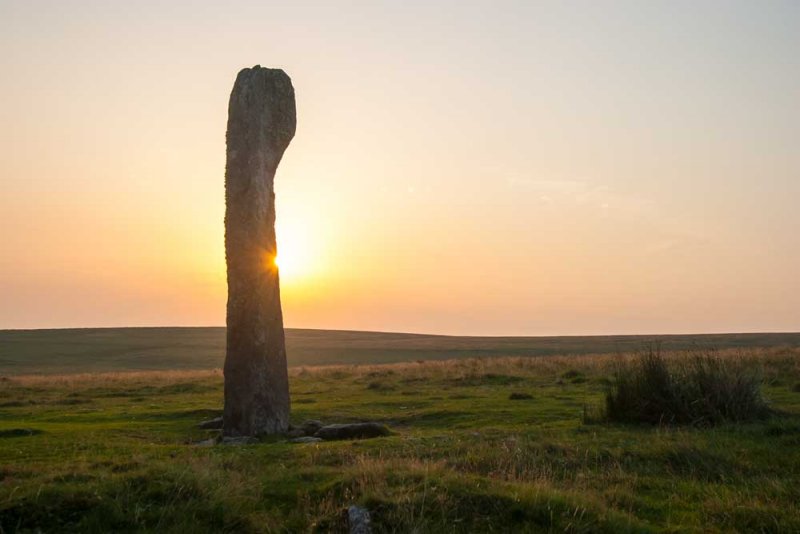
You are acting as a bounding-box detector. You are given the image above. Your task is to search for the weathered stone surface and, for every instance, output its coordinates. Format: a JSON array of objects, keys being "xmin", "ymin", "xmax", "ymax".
[
  {"xmin": 301, "ymin": 419, "xmax": 325, "ymax": 435},
  {"xmin": 223, "ymin": 65, "xmax": 296, "ymax": 437},
  {"xmin": 198, "ymin": 416, "xmax": 223, "ymax": 429},
  {"xmin": 347, "ymin": 505, "xmax": 372, "ymax": 534},
  {"xmin": 290, "ymin": 436, "xmax": 323, "ymax": 444},
  {"xmin": 314, "ymin": 423, "xmax": 390, "ymax": 441}
]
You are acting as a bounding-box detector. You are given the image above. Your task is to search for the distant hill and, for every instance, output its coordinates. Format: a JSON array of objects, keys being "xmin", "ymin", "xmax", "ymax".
[{"xmin": 1, "ymin": 327, "xmax": 799, "ymax": 375}]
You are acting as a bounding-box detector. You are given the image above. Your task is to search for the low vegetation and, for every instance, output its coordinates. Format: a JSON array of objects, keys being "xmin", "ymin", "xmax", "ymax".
[
  {"xmin": 1, "ymin": 348, "xmax": 800, "ymax": 532},
  {"xmin": 605, "ymin": 347, "xmax": 770, "ymax": 426}
]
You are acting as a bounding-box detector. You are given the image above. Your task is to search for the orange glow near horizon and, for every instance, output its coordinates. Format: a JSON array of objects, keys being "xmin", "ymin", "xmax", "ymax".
[{"xmin": 1, "ymin": 2, "xmax": 799, "ymax": 335}]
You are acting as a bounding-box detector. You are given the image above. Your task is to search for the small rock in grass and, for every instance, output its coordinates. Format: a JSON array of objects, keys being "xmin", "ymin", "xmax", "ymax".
[
  {"xmin": 287, "ymin": 428, "xmax": 306, "ymax": 438},
  {"xmin": 509, "ymin": 392, "xmax": 533, "ymax": 400},
  {"xmin": 290, "ymin": 436, "xmax": 323, "ymax": 444},
  {"xmin": 198, "ymin": 416, "xmax": 223, "ymax": 429},
  {"xmin": 347, "ymin": 505, "xmax": 372, "ymax": 534},
  {"xmin": 221, "ymin": 436, "xmax": 258, "ymax": 446},
  {"xmin": 193, "ymin": 438, "xmax": 217, "ymax": 447},
  {"xmin": 315, "ymin": 422, "xmax": 390, "ymax": 441}
]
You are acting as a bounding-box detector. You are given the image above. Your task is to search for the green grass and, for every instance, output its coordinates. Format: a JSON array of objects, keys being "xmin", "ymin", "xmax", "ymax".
[
  {"xmin": 2, "ymin": 348, "xmax": 800, "ymax": 532},
  {"xmin": 2, "ymin": 327, "xmax": 800, "ymax": 374}
]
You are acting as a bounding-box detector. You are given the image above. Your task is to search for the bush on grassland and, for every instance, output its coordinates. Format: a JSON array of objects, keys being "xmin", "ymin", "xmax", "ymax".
[{"xmin": 605, "ymin": 347, "xmax": 770, "ymax": 426}]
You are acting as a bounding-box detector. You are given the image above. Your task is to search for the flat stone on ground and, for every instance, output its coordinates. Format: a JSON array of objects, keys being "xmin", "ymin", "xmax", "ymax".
[{"xmin": 198, "ymin": 416, "xmax": 223, "ymax": 429}]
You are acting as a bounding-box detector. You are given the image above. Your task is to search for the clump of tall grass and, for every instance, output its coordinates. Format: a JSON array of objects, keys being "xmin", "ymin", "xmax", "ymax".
[{"xmin": 605, "ymin": 347, "xmax": 770, "ymax": 426}]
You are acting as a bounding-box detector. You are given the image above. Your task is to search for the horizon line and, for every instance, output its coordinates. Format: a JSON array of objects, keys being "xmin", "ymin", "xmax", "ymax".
[{"xmin": 1, "ymin": 325, "xmax": 799, "ymax": 339}]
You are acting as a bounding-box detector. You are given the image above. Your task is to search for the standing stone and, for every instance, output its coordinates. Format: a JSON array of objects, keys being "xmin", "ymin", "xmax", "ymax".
[{"xmin": 223, "ymin": 66, "xmax": 296, "ymax": 436}]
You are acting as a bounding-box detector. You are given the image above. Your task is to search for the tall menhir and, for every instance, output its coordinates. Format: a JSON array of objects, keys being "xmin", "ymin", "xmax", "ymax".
[{"xmin": 223, "ymin": 66, "xmax": 295, "ymax": 436}]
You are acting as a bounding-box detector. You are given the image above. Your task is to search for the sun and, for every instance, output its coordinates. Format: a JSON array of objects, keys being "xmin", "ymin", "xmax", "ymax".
[
  {"xmin": 273, "ymin": 251, "xmax": 301, "ymax": 274},
  {"xmin": 272, "ymin": 222, "xmax": 316, "ymax": 281}
]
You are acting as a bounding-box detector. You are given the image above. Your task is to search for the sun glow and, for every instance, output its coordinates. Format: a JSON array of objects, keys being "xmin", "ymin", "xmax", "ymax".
[
  {"xmin": 273, "ymin": 246, "xmax": 308, "ymax": 276},
  {"xmin": 273, "ymin": 218, "xmax": 320, "ymax": 283}
]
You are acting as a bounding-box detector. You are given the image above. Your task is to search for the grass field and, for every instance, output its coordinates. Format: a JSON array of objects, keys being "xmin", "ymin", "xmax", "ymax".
[
  {"xmin": 2, "ymin": 346, "xmax": 800, "ymax": 532},
  {"xmin": 2, "ymin": 327, "xmax": 800, "ymax": 375}
]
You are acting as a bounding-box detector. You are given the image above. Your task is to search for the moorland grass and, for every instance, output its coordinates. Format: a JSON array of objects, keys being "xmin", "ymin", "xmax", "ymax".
[{"xmin": 1, "ymin": 348, "xmax": 799, "ymax": 532}]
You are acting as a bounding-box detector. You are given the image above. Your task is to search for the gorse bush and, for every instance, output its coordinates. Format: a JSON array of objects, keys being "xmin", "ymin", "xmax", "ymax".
[{"xmin": 605, "ymin": 347, "xmax": 770, "ymax": 426}]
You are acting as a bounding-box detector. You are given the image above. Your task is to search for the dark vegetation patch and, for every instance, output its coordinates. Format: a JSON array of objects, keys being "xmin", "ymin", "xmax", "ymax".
[
  {"xmin": 367, "ymin": 370, "xmax": 395, "ymax": 378},
  {"xmin": 84, "ymin": 382, "xmax": 212, "ymax": 398},
  {"xmin": 704, "ymin": 503, "xmax": 800, "ymax": 533},
  {"xmin": 141, "ymin": 408, "xmax": 220, "ymax": 421},
  {"xmin": 0, "ymin": 470, "xmax": 251, "ymax": 533},
  {"xmin": 561, "ymin": 369, "xmax": 588, "ymax": 384},
  {"xmin": 50, "ymin": 472, "xmax": 97, "ymax": 484},
  {"xmin": 359, "ymin": 475, "xmax": 642, "ymax": 533},
  {"xmin": 661, "ymin": 446, "xmax": 742, "ymax": 482},
  {"xmin": 0, "ymin": 400, "xmax": 30, "ymax": 407},
  {"xmin": 604, "ymin": 348, "xmax": 770, "ymax": 426},
  {"xmin": 366, "ymin": 381, "xmax": 395, "ymax": 391},
  {"xmin": 0, "ymin": 428, "xmax": 43, "ymax": 438},
  {"xmin": 399, "ymin": 377, "xmax": 427, "ymax": 384},
  {"xmin": 91, "ymin": 460, "xmax": 142, "ymax": 473},
  {"xmin": 763, "ymin": 421, "xmax": 800, "ymax": 437},
  {"xmin": 0, "ymin": 398, "xmax": 91, "ymax": 407},
  {"xmin": 509, "ymin": 392, "xmax": 533, "ymax": 400},
  {"xmin": 383, "ymin": 410, "xmax": 477, "ymax": 429},
  {"xmin": 450, "ymin": 374, "xmax": 525, "ymax": 387},
  {"xmin": 0, "ymin": 466, "xmax": 35, "ymax": 481},
  {"xmin": 448, "ymin": 393, "xmax": 477, "ymax": 399},
  {"xmin": 50, "ymin": 398, "xmax": 92, "ymax": 406}
]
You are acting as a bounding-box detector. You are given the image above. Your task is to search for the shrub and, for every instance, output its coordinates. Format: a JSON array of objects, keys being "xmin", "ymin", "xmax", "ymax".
[{"xmin": 604, "ymin": 347, "xmax": 769, "ymax": 426}]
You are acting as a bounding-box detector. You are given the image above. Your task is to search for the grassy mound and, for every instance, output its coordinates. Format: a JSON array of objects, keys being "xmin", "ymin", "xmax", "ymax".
[{"xmin": 605, "ymin": 348, "xmax": 770, "ymax": 426}]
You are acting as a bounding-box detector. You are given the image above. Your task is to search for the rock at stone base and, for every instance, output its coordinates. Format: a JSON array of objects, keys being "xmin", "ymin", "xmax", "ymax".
[
  {"xmin": 290, "ymin": 436, "xmax": 323, "ymax": 444},
  {"xmin": 221, "ymin": 436, "xmax": 259, "ymax": 446},
  {"xmin": 198, "ymin": 416, "xmax": 224, "ymax": 429},
  {"xmin": 301, "ymin": 419, "xmax": 325, "ymax": 435},
  {"xmin": 315, "ymin": 423, "xmax": 390, "ymax": 441},
  {"xmin": 347, "ymin": 505, "xmax": 372, "ymax": 534},
  {"xmin": 287, "ymin": 428, "xmax": 306, "ymax": 438},
  {"xmin": 193, "ymin": 438, "xmax": 217, "ymax": 447}
]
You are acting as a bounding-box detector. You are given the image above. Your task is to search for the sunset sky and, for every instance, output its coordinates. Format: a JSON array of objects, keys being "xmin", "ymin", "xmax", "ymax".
[{"xmin": 2, "ymin": 1, "xmax": 799, "ymax": 335}]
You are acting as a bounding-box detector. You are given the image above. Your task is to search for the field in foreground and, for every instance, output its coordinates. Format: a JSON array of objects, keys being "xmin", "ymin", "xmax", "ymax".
[
  {"xmin": 2, "ymin": 348, "xmax": 800, "ymax": 532},
  {"xmin": 2, "ymin": 327, "xmax": 800, "ymax": 374}
]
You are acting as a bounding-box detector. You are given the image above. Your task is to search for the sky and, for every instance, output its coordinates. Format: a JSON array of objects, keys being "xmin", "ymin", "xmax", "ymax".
[{"xmin": 1, "ymin": 0, "xmax": 799, "ymax": 335}]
